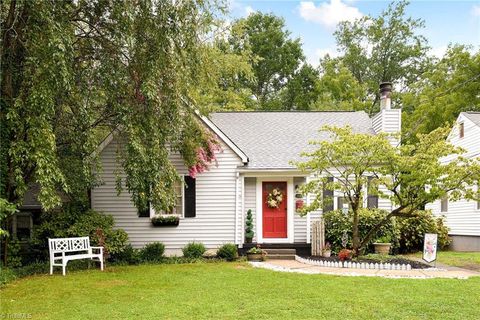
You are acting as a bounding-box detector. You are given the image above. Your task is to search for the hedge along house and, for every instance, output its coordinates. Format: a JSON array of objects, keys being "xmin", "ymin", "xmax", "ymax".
[
  {"xmin": 426, "ymin": 112, "xmax": 480, "ymax": 251},
  {"xmin": 91, "ymin": 84, "xmax": 401, "ymax": 256}
]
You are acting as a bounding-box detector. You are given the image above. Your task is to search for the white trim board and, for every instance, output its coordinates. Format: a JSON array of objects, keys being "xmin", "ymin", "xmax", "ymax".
[{"xmin": 255, "ymin": 177, "xmax": 294, "ymax": 244}]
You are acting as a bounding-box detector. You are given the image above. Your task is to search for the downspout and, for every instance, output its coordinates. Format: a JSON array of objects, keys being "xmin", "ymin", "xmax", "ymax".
[
  {"xmin": 240, "ymin": 175, "xmax": 245, "ymax": 248},
  {"xmin": 234, "ymin": 171, "xmax": 239, "ymax": 245}
]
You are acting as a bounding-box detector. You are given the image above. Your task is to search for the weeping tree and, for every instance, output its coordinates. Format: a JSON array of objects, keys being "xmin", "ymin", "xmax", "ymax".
[
  {"xmin": 295, "ymin": 126, "xmax": 480, "ymax": 256},
  {"xmin": 1, "ymin": 0, "xmax": 234, "ymax": 214}
]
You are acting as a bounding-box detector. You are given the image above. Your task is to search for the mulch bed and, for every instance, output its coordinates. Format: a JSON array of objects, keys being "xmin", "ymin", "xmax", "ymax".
[{"xmin": 303, "ymin": 256, "xmax": 432, "ymax": 269}]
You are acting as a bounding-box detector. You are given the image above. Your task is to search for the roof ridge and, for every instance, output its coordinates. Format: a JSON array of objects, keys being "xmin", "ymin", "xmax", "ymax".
[{"xmin": 211, "ymin": 110, "xmax": 362, "ymax": 113}]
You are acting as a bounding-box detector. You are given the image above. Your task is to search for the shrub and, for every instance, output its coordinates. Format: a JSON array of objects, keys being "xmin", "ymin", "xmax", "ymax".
[
  {"xmin": 31, "ymin": 203, "xmax": 129, "ymax": 261},
  {"xmin": 182, "ymin": 242, "xmax": 206, "ymax": 259},
  {"xmin": 322, "ymin": 209, "xmax": 398, "ymax": 254},
  {"xmin": 140, "ymin": 242, "xmax": 165, "ymax": 262},
  {"xmin": 396, "ymin": 210, "xmax": 451, "ymax": 253},
  {"xmin": 110, "ymin": 244, "xmax": 142, "ymax": 264},
  {"xmin": 245, "ymin": 209, "xmax": 254, "ymax": 240},
  {"xmin": 6, "ymin": 238, "xmax": 22, "ymax": 268},
  {"xmin": 338, "ymin": 249, "xmax": 352, "ymax": 261},
  {"xmin": 216, "ymin": 243, "xmax": 238, "ymax": 261}
]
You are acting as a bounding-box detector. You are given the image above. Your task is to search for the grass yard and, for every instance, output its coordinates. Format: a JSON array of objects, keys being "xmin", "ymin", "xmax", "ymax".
[
  {"xmin": 409, "ymin": 251, "xmax": 480, "ymax": 271},
  {"xmin": 1, "ymin": 262, "xmax": 479, "ymax": 320}
]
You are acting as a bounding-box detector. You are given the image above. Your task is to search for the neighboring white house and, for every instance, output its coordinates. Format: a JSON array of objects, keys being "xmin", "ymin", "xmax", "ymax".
[
  {"xmin": 426, "ymin": 112, "xmax": 480, "ymax": 251},
  {"xmin": 91, "ymin": 88, "xmax": 401, "ymax": 256}
]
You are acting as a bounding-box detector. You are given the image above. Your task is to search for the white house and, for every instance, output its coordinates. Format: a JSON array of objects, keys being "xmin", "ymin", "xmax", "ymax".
[
  {"xmin": 426, "ymin": 112, "xmax": 480, "ymax": 251},
  {"xmin": 91, "ymin": 86, "xmax": 401, "ymax": 256}
]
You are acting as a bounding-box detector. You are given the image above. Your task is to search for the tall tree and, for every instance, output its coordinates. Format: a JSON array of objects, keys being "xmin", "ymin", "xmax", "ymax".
[
  {"xmin": 229, "ymin": 12, "xmax": 304, "ymax": 109},
  {"xmin": 1, "ymin": 0, "xmax": 225, "ymax": 212},
  {"xmin": 333, "ymin": 0, "xmax": 431, "ymax": 114},
  {"xmin": 282, "ymin": 63, "xmax": 320, "ymax": 110},
  {"xmin": 296, "ymin": 126, "xmax": 480, "ymax": 255},
  {"xmin": 402, "ymin": 46, "xmax": 480, "ymax": 142}
]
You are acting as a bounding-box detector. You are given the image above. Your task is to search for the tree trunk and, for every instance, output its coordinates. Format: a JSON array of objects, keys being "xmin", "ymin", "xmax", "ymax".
[{"xmin": 351, "ymin": 200, "xmax": 360, "ymax": 256}]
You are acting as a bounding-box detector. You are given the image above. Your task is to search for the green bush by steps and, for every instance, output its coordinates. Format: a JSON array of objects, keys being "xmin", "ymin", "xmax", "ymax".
[{"xmin": 322, "ymin": 209, "xmax": 450, "ymax": 254}]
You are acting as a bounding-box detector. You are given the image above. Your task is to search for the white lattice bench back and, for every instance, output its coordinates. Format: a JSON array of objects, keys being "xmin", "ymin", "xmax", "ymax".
[{"xmin": 48, "ymin": 237, "xmax": 104, "ymax": 276}]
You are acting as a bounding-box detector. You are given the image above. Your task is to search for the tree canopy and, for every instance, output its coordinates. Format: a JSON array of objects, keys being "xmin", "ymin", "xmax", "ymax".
[
  {"xmin": 1, "ymin": 0, "xmax": 234, "ymax": 212},
  {"xmin": 296, "ymin": 126, "xmax": 480, "ymax": 255}
]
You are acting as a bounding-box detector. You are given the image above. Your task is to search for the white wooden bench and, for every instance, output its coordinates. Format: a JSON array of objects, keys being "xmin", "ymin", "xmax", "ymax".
[{"xmin": 49, "ymin": 237, "xmax": 104, "ymax": 276}]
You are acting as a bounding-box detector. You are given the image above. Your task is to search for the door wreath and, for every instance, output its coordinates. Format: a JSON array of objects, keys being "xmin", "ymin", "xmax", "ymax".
[{"xmin": 267, "ymin": 188, "xmax": 284, "ymax": 208}]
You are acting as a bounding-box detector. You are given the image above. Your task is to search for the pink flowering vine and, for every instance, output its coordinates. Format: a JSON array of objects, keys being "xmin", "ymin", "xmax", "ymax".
[{"xmin": 188, "ymin": 137, "xmax": 222, "ymax": 178}]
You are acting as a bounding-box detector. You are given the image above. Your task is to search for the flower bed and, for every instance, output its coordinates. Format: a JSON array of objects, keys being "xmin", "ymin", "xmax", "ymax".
[{"xmin": 297, "ymin": 255, "xmax": 432, "ymax": 270}]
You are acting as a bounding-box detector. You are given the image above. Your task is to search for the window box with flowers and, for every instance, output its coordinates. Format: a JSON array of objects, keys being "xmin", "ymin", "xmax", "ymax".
[{"xmin": 151, "ymin": 214, "xmax": 180, "ymax": 227}]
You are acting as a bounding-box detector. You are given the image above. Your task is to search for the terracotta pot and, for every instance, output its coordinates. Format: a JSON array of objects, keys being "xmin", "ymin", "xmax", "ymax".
[
  {"xmin": 322, "ymin": 250, "xmax": 331, "ymax": 258},
  {"xmin": 247, "ymin": 253, "xmax": 264, "ymax": 261},
  {"xmin": 373, "ymin": 243, "xmax": 391, "ymax": 255}
]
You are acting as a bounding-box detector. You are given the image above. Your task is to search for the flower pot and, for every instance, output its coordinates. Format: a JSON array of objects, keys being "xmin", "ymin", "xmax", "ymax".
[
  {"xmin": 322, "ymin": 250, "xmax": 331, "ymax": 258},
  {"xmin": 247, "ymin": 253, "xmax": 264, "ymax": 261},
  {"xmin": 373, "ymin": 243, "xmax": 391, "ymax": 255},
  {"xmin": 245, "ymin": 238, "xmax": 252, "ymax": 244}
]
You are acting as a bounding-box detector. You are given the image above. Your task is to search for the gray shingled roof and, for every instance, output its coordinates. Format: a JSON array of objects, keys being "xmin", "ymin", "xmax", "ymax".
[
  {"xmin": 210, "ymin": 111, "xmax": 375, "ymax": 169},
  {"xmin": 463, "ymin": 112, "xmax": 480, "ymax": 127}
]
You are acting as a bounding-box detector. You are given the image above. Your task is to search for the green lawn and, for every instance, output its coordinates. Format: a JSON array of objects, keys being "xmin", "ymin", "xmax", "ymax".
[
  {"xmin": 409, "ymin": 251, "xmax": 480, "ymax": 271},
  {"xmin": 1, "ymin": 263, "xmax": 479, "ymax": 320}
]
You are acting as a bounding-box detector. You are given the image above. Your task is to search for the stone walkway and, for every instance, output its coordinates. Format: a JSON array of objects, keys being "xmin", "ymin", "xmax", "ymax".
[{"xmin": 250, "ymin": 259, "xmax": 480, "ymax": 279}]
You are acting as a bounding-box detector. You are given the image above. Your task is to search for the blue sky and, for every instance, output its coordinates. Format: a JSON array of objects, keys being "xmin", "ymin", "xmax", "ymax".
[{"xmin": 228, "ymin": 0, "xmax": 480, "ymax": 66}]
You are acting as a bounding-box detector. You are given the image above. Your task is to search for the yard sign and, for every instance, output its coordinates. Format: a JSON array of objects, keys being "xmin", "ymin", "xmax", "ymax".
[{"xmin": 423, "ymin": 233, "xmax": 438, "ymax": 263}]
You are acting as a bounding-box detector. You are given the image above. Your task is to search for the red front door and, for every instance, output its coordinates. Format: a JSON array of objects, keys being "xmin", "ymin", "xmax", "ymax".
[{"xmin": 262, "ymin": 181, "xmax": 287, "ymax": 238}]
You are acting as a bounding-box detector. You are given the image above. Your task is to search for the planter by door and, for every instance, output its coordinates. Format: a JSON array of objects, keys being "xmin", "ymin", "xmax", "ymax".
[{"xmin": 262, "ymin": 181, "xmax": 287, "ymax": 238}]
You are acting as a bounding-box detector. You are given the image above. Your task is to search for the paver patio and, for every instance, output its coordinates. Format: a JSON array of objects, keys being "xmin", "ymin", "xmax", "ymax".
[{"xmin": 250, "ymin": 259, "xmax": 480, "ymax": 279}]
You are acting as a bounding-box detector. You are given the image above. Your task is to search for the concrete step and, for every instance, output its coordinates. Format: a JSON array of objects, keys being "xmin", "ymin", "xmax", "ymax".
[
  {"xmin": 263, "ymin": 248, "xmax": 296, "ymax": 255},
  {"xmin": 267, "ymin": 254, "xmax": 296, "ymax": 260}
]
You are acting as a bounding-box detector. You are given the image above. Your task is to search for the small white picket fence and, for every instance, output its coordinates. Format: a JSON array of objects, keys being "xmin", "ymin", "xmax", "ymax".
[{"xmin": 295, "ymin": 255, "xmax": 412, "ymax": 271}]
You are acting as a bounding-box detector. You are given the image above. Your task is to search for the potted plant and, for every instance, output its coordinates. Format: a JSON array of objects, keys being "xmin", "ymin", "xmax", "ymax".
[
  {"xmin": 151, "ymin": 214, "xmax": 180, "ymax": 227},
  {"xmin": 373, "ymin": 235, "xmax": 392, "ymax": 254},
  {"xmin": 322, "ymin": 242, "xmax": 332, "ymax": 258},
  {"xmin": 246, "ymin": 245, "xmax": 266, "ymax": 261},
  {"xmin": 245, "ymin": 209, "xmax": 254, "ymax": 243}
]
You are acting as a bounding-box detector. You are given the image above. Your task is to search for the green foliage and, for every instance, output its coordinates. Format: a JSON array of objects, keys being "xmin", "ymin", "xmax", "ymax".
[
  {"xmin": 296, "ymin": 125, "xmax": 480, "ymax": 254},
  {"xmin": 31, "ymin": 203, "xmax": 129, "ymax": 260},
  {"xmin": 323, "ymin": 209, "xmax": 450, "ymax": 254},
  {"xmin": 6, "ymin": 238, "xmax": 22, "ymax": 268},
  {"xmin": 397, "ymin": 211, "xmax": 451, "ymax": 253},
  {"xmin": 229, "ymin": 12, "xmax": 304, "ymax": 109},
  {"xmin": 402, "ymin": 46, "xmax": 480, "ymax": 141},
  {"xmin": 282, "ymin": 64, "xmax": 320, "ymax": 110},
  {"xmin": 333, "ymin": 0, "xmax": 431, "ymax": 114},
  {"xmin": 1, "ymin": 0, "xmax": 226, "ymax": 212},
  {"xmin": 140, "ymin": 242, "xmax": 166, "ymax": 262},
  {"xmin": 245, "ymin": 209, "xmax": 254, "ymax": 239},
  {"xmin": 216, "ymin": 244, "xmax": 238, "ymax": 261},
  {"xmin": 323, "ymin": 209, "xmax": 398, "ymax": 254},
  {"xmin": 182, "ymin": 242, "xmax": 206, "ymax": 259},
  {"xmin": 110, "ymin": 244, "xmax": 142, "ymax": 265},
  {"xmin": 0, "ymin": 198, "xmax": 17, "ymax": 237}
]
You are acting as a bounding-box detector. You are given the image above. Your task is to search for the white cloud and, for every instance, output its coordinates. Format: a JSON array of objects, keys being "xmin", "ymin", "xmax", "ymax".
[
  {"xmin": 430, "ymin": 45, "xmax": 448, "ymax": 59},
  {"xmin": 472, "ymin": 5, "xmax": 480, "ymax": 17},
  {"xmin": 299, "ymin": 0, "xmax": 363, "ymax": 29},
  {"xmin": 245, "ymin": 6, "xmax": 255, "ymax": 16}
]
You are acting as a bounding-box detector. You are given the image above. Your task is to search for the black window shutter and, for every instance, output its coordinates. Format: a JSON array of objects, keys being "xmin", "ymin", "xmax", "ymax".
[
  {"xmin": 367, "ymin": 177, "xmax": 378, "ymax": 209},
  {"xmin": 184, "ymin": 176, "xmax": 196, "ymax": 218},
  {"xmin": 323, "ymin": 177, "xmax": 334, "ymax": 212}
]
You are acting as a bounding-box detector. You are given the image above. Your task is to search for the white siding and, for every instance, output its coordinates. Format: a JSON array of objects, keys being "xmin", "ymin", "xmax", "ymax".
[
  {"xmin": 372, "ymin": 109, "xmax": 401, "ymax": 146},
  {"xmin": 244, "ymin": 177, "xmax": 257, "ymax": 242},
  {"xmin": 427, "ymin": 114, "xmax": 480, "ymax": 236},
  {"xmin": 92, "ymin": 137, "xmax": 244, "ymax": 255},
  {"xmin": 293, "ymin": 177, "xmax": 307, "ymax": 243}
]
